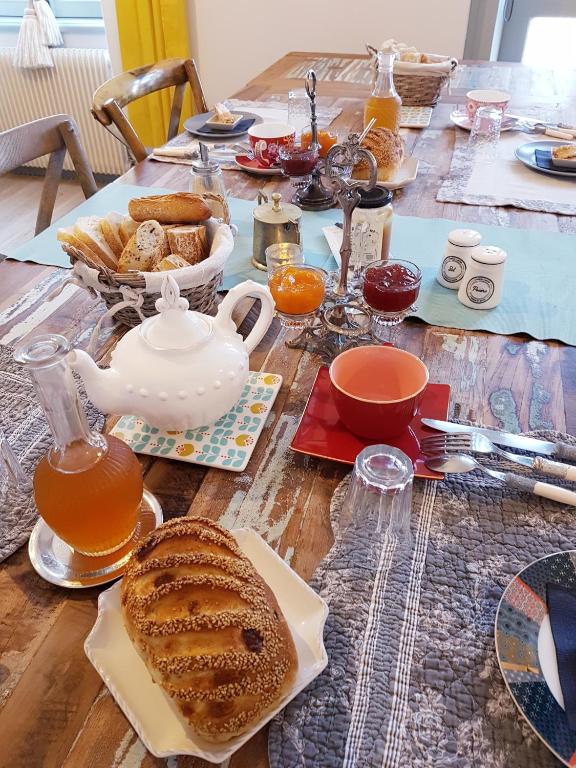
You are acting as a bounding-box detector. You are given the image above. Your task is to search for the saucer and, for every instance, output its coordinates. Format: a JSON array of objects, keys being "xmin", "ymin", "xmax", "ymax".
[
  {"xmin": 85, "ymin": 528, "xmax": 328, "ymax": 762},
  {"xmin": 28, "ymin": 489, "xmax": 163, "ymax": 588},
  {"xmin": 449, "ymin": 110, "xmax": 513, "ymax": 132},
  {"xmin": 496, "ymin": 551, "xmax": 576, "ymax": 767},
  {"xmin": 290, "ymin": 366, "xmax": 450, "ymax": 480},
  {"xmin": 111, "ymin": 372, "xmax": 283, "ymax": 472},
  {"xmin": 234, "ymin": 154, "xmax": 283, "ymax": 176}
]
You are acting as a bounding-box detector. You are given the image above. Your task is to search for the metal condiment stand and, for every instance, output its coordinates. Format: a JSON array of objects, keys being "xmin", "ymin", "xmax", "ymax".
[
  {"xmin": 292, "ymin": 70, "xmax": 336, "ymax": 211},
  {"xmin": 285, "ymin": 129, "xmax": 380, "ymax": 362}
]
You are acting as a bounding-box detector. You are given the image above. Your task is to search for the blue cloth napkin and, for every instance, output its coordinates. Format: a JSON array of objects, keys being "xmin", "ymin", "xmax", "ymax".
[
  {"xmin": 535, "ymin": 149, "xmax": 576, "ymax": 174},
  {"xmin": 547, "ymin": 582, "xmax": 576, "ymax": 729}
]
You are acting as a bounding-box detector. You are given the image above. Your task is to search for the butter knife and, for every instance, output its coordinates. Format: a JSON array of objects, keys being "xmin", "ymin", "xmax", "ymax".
[{"xmin": 421, "ymin": 418, "xmax": 576, "ymax": 462}]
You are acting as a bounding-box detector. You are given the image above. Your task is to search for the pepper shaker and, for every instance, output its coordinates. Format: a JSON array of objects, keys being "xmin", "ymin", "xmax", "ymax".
[
  {"xmin": 457, "ymin": 245, "xmax": 507, "ymax": 309},
  {"xmin": 437, "ymin": 228, "xmax": 482, "ymax": 289}
]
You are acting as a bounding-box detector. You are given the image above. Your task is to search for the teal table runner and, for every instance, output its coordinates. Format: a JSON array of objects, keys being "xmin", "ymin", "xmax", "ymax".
[{"xmin": 9, "ymin": 183, "xmax": 576, "ymax": 345}]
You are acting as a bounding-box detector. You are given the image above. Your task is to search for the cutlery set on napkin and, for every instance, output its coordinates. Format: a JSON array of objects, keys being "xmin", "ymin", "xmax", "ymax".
[{"xmin": 422, "ymin": 419, "xmax": 576, "ymax": 506}]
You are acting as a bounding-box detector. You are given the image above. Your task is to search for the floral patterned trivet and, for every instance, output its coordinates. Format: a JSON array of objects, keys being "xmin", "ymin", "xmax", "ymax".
[{"xmin": 110, "ymin": 372, "xmax": 282, "ymax": 472}]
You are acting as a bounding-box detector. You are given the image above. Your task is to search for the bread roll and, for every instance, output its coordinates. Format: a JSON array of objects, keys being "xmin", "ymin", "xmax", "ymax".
[
  {"xmin": 121, "ymin": 518, "xmax": 298, "ymax": 742},
  {"xmin": 119, "ymin": 215, "xmax": 139, "ymax": 247},
  {"xmin": 57, "ymin": 226, "xmax": 108, "ymax": 270},
  {"xmin": 100, "ymin": 212, "xmax": 125, "ymax": 258},
  {"xmin": 72, "ymin": 216, "xmax": 118, "ymax": 270},
  {"xmin": 352, "ymin": 127, "xmax": 404, "ymax": 182},
  {"xmin": 118, "ymin": 220, "xmax": 170, "ymax": 272},
  {"xmin": 166, "ymin": 225, "xmax": 208, "ymax": 265},
  {"xmin": 128, "ymin": 193, "xmax": 211, "ymax": 225},
  {"xmin": 152, "ymin": 254, "xmax": 190, "ymax": 271}
]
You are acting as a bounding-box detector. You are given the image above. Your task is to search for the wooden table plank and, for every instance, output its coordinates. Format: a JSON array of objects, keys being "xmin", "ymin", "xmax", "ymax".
[{"xmin": 1, "ymin": 54, "xmax": 576, "ymax": 768}]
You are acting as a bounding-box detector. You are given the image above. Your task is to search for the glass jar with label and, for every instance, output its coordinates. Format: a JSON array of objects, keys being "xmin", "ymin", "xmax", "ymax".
[
  {"xmin": 437, "ymin": 229, "xmax": 482, "ymax": 289},
  {"xmin": 457, "ymin": 245, "xmax": 507, "ymax": 310},
  {"xmin": 350, "ymin": 186, "xmax": 393, "ymax": 268}
]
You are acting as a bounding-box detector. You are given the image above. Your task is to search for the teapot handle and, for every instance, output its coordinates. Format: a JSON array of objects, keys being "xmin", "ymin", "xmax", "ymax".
[{"xmin": 215, "ymin": 280, "xmax": 275, "ymax": 355}]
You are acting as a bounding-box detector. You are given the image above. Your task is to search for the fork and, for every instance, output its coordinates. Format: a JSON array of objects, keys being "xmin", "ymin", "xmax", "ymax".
[{"xmin": 421, "ymin": 432, "xmax": 576, "ymax": 482}]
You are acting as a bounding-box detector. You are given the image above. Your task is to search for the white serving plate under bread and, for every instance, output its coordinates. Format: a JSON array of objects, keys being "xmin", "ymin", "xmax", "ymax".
[{"xmin": 84, "ymin": 528, "xmax": 329, "ymax": 763}]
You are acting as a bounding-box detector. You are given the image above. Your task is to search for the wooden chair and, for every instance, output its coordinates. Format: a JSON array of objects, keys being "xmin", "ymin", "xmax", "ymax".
[
  {"xmin": 0, "ymin": 114, "xmax": 97, "ymax": 236},
  {"xmin": 91, "ymin": 58, "xmax": 208, "ymax": 163}
]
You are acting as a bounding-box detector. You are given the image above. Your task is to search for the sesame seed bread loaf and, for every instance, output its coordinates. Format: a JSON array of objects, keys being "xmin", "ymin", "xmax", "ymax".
[
  {"xmin": 121, "ymin": 518, "xmax": 298, "ymax": 742},
  {"xmin": 352, "ymin": 127, "xmax": 404, "ymax": 182}
]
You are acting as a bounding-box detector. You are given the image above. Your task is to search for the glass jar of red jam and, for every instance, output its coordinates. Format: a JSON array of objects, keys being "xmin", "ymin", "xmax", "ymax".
[{"xmin": 362, "ymin": 259, "xmax": 421, "ymax": 340}]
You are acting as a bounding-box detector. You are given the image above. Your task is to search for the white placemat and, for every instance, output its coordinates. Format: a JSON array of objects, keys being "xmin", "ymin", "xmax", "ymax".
[{"xmin": 437, "ymin": 131, "xmax": 576, "ymax": 215}]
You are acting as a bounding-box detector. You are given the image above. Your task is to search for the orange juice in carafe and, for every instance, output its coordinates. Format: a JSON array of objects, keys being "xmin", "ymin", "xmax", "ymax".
[{"xmin": 364, "ymin": 51, "xmax": 402, "ymax": 134}]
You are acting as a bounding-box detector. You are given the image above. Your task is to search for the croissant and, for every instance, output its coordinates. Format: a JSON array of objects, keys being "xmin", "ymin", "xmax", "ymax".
[{"xmin": 121, "ymin": 517, "xmax": 298, "ymax": 742}]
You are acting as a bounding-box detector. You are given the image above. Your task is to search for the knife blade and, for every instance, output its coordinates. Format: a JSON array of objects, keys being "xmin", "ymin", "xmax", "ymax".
[{"xmin": 421, "ymin": 418, "xmax": 576, "ymax": 461}]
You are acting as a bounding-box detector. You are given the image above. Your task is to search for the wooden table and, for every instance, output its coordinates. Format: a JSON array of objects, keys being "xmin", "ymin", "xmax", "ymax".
[{"xmin": 1, "ymin": 53, "xmax": 576, "ymax": 768}]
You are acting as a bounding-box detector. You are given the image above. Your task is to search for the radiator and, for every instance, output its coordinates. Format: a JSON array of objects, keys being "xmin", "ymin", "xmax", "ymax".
[{"xmin": 0, "ymin": 48, "xmax": 128, "ymax": 176}]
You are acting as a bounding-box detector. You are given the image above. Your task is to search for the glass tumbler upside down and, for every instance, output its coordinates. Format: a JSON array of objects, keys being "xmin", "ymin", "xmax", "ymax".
[{"xmin": 15, "ymin": 335, "xmax": 143, "ymax": 556}]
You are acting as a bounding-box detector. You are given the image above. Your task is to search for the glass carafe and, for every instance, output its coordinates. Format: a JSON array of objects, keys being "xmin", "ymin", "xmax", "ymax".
[
  {"xmin": 15, "ymin": 335, "xmax": 143, "ymax": 556},
  {"xmin": 364, "ymin": 51, "xmax": 402, "ymax": 133}
]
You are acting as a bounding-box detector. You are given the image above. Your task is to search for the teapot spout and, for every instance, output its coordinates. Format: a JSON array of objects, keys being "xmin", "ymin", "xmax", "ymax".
[{"xmin": 69, "ymin": 349, "xmax": 124, "ymax": 415}]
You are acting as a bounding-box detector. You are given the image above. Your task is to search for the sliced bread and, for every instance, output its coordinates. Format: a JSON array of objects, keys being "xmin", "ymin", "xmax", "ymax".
[
  {"xmin": 166, "ymin": 224, "xmax": 208, "ymax": 265},
  {"xmin": 118, "ymin": 215, "xmax": 139, "ymax": 247},
  {"xmin": 73, "ymin": 216, "xmax": 118, "ymax": 270},
  {"xmin": 152, "ymin": 254, "xmax": 190, "ymax": 271},
  {"xmin": 100, "ymin": 212, "xmax": 125, "ymax": 258},
  {"xmin": 57, "ymin": 227, "xmax": 108, "ymax": 270},
  {"xmin": 117, "ymin": 220, "xmax": 170, "ymax": 272}
]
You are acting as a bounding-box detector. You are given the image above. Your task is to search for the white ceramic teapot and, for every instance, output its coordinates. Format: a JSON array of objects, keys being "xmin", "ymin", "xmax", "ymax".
[{"xmin": 70, "ymin": 275, "xmax": 275, "ymax": 430}]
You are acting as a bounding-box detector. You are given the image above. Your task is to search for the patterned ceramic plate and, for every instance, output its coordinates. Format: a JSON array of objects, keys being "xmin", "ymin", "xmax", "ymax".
[
  {"xmin": 495, "ymin": 551, "xmax": 576, "ymax": 766},
  {"xmin": 110, "ymin": 372, "xmax": 282, "ymax": 472}
]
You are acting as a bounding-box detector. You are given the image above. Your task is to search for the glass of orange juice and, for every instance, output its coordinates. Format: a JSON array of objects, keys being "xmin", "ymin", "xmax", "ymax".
[{"xmin": 268, "ymin": 265, "xmax": 327, "ymax": 328}]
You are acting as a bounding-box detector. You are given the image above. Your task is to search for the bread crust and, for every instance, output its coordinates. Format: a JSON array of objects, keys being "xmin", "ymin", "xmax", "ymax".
[
  {"xmin": 152, "ymin": 254, "xmax": 190, "ymax": 271},
  {"xmin": 166, "ymin": 225, "xmax": 208, "ymax": 265},
  {"xmin": 121, "ymin": 518, "xmax": 298, "ymax": 742},
  {"xmin": 128, "ymin": 193, "xmax": 211, "ymax": 224},
  {"xmin": 352, "ymin": 127, "xmax": 404, "ymax": 182}
]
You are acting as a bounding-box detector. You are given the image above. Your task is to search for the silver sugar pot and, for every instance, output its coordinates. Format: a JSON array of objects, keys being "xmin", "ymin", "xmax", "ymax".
[{"xmin": 252, "ymin": 191, "xmax": 302, "ymax": 270}]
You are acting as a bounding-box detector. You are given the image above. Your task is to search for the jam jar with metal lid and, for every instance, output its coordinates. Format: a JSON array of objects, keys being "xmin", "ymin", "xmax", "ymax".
[
  {"xmin": 457, "ymin": 245, "xmax": 507, "ymax": 310},
  {"xmin": 437, "ymin": 228, "xmax": 482, "ymax": 289},
  {"xmin": 350, "ymin": 185, "xmax": 393, "ymax": 267}
]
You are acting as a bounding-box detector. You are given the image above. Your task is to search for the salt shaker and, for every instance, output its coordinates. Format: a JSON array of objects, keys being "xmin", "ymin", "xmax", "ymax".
[
  {"xmin": 350, "ymin": 185, "xmax": 393, "ymax": 267},
  {"xmin": 457, "ymin": 245, "xmax": 507, "ymax": 310},
  {"xmin": 437, "ymin": 228, "xmax": 482, "ymax": 289}
]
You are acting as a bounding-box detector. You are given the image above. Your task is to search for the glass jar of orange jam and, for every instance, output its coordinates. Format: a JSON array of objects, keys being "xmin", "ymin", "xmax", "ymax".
[
  {"xmin": 268, "ymin": 265, "xmax": 326, "ymax": 317},
  {"xmin": 301, "ymin": 129, "xmax": 338, "ymax": 158}
]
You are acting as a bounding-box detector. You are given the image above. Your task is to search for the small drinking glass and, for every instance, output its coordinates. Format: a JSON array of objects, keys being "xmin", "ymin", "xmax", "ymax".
[
  {"xmin": 265, "ymin": 242, "xmax": 304, "ymax": 274},
  {"xmin": 468, "ymin": 106, "xmax": 502, "ymax": 164},
  {"xmin": 362, "ymin": 258, "xmax": 421, "ymax": 340},
  {"xmin": 268, "ymin": 264, "xmax": 326, "ymax": 329},
  {"xmin": 339, "ymin": 445, "xmax": 413, "ymax": 547},
  {"xmin": 287, "ymin": 89, "xmax": 311, "ymax": 139}
]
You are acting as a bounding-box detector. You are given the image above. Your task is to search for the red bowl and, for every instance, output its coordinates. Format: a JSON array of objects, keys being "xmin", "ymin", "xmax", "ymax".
[{"xmin": 329, "ymin": 345, "xmax": 429, "ymax": 439}]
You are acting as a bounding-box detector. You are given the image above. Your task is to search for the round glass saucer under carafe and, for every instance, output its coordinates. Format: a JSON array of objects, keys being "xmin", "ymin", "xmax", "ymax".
[{"xmin": 28, "ymin": 489, "xmax": 163, "ymax": 588}]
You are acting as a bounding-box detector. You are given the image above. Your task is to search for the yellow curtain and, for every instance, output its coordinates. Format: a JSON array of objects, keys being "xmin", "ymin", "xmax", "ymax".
[{"xmin": 116, "ymin": 0, "xmax": 193, "ymax": 148}]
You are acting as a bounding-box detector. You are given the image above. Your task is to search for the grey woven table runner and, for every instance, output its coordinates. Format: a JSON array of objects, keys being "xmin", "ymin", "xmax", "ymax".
[
  {"xmin": 0, "ymin": 344, "xmax": 104, "ymax": 562},
  {"xmin": 269, "ymin": 432, "xmax": 576, "ymax": 767}
]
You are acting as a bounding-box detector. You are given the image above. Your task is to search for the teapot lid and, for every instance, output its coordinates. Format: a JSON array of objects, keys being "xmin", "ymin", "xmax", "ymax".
[
  {"xmin": 254, "ymin": 192, "xmax": 302, "ymax": 224},
  {"xmin": 140, "ymin": 275, "xmax": 212, "ymax": 350}
]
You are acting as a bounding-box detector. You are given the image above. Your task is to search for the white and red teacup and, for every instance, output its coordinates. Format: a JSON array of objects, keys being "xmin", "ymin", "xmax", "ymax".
[
  {"xmin": 466, "ymin": 89, "xmax": 510, "ymax": 122},
  {"xmin": 248, "ymin": 122, "xmax": 295, "ymax": 167}
]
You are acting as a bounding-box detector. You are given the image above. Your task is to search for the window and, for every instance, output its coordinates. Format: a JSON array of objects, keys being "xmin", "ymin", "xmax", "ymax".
[
  {"xmin": 522, "ymin": 17, "xmax": 576, "ymax": 68},
  {"xmin": 0, "ymin": 0, "xmax": 101, "ymax": 18}
]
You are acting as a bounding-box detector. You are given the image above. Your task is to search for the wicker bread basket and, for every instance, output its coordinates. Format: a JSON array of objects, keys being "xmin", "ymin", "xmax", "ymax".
[
  {"xmin": 367, "ymin": 45, "xmax": 458, "ymax": 107},
  {"xmin": 61, "ymin": 218, "xmax": 234, "ymax": 327}
]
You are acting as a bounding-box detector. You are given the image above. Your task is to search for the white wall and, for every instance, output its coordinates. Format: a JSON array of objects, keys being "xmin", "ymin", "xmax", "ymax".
[{"xmin": 187, "ymin": 0, "xmax": 471, "ymax": 106}]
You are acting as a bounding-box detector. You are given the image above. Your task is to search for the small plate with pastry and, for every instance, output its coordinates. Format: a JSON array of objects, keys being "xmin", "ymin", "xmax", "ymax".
[
  {"xmin": 551, "ymin": 143, "xmax": 576, "ymax": 169},
  {"xmin": 85, "ymin": 518, "xmax": 328, "ymax": 763},
  {"xmin": 352, "ymin": 127, "xmax": 419, "ymax": 190},
  {"xmin": 185, "ymin": 111, "xmax": 262, "ymax": 139}
]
